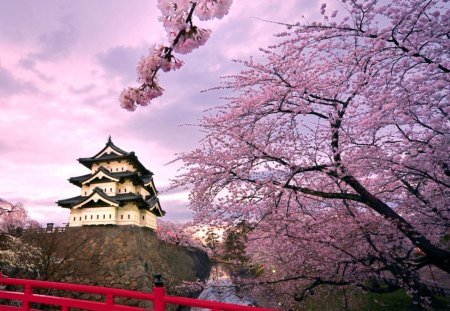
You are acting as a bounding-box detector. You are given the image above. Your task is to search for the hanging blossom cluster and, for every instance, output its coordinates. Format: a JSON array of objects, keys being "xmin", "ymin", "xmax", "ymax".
[{"xmin": 120, "ymin": 0, "xmax": 233, "ymax": 111}]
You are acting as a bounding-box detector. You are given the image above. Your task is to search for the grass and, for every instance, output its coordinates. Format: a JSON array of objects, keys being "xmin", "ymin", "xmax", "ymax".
[
  {"xmin": 364, "ymin": 289, "xmax": 412, "ymax": 311},
  {"xmin": 303, "ymin": 287, "xmax": 450, "ymax": 311},
  {"xmin": 305, "ymin": 288, "xmax": 412, "ymax": 311}
]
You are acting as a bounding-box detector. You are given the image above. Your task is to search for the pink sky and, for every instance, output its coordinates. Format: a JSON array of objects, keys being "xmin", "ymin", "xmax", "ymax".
[{"xmin": 0, "ymin": 0, "xmax": 326, "ymax": 225}]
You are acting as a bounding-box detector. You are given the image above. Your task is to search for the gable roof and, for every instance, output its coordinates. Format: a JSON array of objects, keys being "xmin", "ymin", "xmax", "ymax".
[
  {"xmin": 92, "ymin": 136, "xmax": 129, "ymax": 158},
  {"xmin": 57, "ymin": 187, "xmax": 119, "ymax": 209},
  {"xmin": 81, "ymin": 167, "xmax": 120, "ymax": 185},
  {"xmin": 77, "ymin": 137, "xmax": 153, "ymax": 175}
]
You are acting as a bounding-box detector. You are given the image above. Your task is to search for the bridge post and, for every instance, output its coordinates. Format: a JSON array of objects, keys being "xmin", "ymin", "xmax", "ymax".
[
  {"xmin": 153, "ymin": 274, "xmax": 166, "ymax": 311},
  {"xmin": 23, "ymin": 284, "xmax": 32, "ymax": 311}
]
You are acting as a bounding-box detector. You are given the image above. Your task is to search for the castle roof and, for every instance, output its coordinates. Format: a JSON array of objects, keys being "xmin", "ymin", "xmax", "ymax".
[
  {"xmin": 57, "ymin": 188, "xmax": 165, "ymax": 216},
  {"xmin": 78, "ymin": 137, "xmax": 153, "ymax": 175},
  {"xmin": 69, "ymin": 167, "xmax": 156, "ymax": 191}
]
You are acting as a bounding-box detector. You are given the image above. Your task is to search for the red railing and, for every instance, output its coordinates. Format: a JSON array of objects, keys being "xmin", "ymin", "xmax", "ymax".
[{"xmin": 0, "ymin": 273, "xmax": 282, "ymax": 311}]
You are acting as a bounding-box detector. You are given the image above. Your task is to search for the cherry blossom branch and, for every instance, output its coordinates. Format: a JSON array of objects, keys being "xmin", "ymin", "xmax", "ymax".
[{"xmin": 120, "ymin": 0, "xmax": 233, "ymax": 111}]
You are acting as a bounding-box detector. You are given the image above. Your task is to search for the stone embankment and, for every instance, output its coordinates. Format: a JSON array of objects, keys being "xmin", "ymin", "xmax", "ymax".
[{"xmin": 25, "ymin": 225, "xmax": 210, "ymax": 308}]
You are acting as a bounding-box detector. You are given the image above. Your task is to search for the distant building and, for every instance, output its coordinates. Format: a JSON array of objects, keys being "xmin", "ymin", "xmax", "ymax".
[{"xmin": 57, "ymin": 137, "xmax": 165, "ymax": 229}]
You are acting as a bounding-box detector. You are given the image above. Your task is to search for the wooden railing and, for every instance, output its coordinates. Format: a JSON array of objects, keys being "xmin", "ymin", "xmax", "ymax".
[{"xmin": 0, "ymin": 273, "xmax": 282, "ymax": 311}]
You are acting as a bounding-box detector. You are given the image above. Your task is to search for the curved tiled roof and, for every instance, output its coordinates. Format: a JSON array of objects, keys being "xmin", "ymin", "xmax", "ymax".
[
  {"xmin": 77, "ymin": 138, "xmax": 153, "ymax": 175},
  {"xmin": 57, "ymin": 195, "xmax": 84, "ymax": 207},
  {"xmin": 57, "ymin": 187, "xmax": 164, "ymax": 216},
  {"xmin": 68, "ymin": 174, "xmax": 92, "ymax": 186},
  {"xmin": 93, "ymin": 136, "xmax": 129, "ymax": 158},
  {"xmin": 78, "ymin": 153, "xmax": 152, "ymax": 175},
  {"xmin": 69, "ymin": 168, "xmax": 154, "ymax": 188}
]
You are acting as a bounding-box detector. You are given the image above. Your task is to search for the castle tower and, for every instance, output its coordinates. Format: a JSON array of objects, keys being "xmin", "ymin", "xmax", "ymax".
[{"xmin": 57, "ymin": 137, "xmax": 165, "ymax": 229}]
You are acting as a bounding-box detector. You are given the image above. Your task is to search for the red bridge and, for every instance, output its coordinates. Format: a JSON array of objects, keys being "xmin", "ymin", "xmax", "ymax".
[{"xmin": 0, "ymin": 273, "xmax": 281, "ymax": 311}]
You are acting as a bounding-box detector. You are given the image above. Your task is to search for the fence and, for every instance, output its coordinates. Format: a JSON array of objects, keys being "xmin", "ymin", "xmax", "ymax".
[{"xmin": 0, "ymin": 273, "xmax": 282, "ymax": 311}]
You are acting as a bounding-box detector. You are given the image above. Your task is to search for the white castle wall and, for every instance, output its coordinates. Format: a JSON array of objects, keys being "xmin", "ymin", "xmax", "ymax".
[{"xmin": 69, "ymin": 204, "xmax": 157, "ymax": 230}]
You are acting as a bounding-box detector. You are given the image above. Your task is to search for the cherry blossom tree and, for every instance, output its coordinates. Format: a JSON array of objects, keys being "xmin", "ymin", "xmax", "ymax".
[
  {"xmin": 157, "ymin": 220, "xmax": 205, "ymax": 249},
  {"xmin": 0, "ymin": 199, "xmax": 42, "ymax": 278},
  {"xmin": 172, "ymin": 0, "xmax": 449, "ymax": 308},
  {"xmin": 0, "ymin": 198, "xmax": 40, "ymax": 234},
  {"xmin": 119, "ymin": 0, "xmax": 233, "ymax": 111}
]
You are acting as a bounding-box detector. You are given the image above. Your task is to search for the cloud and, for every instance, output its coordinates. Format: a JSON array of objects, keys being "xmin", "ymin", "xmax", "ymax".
[
  {"xmin": 0, "ymin": 64, "xmax": 37, "ymax": 97},
  {"xmin": 96, "ymin": 44, "xmax": 147, "ymax": 83},
  {"xmin": 28, "ymin": 15, "xmax": 77, "ymax": 62},
  {"xmin": 0, "ymin": 140, "xmax": 9, "ymax": 153},
  {"xmin": 68, "ymin": 83, "xmax": 96, "ymax": 94},
  {"xmin": 17, "ymin": 58, "xmax": 54, "ymax": 82},
  {"xmin": 17, "ymin": 58, "xmax": 36, "ymax": 69},
  {"xmin": 121, "ymin": 103, "xmax": 203, "ymax": 150},
  {"xmin": 160, "ymin": 198, "xmax": 193, "ymax": 222}
]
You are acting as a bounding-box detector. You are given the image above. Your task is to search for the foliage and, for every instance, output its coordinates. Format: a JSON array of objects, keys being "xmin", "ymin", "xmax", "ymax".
[
  {"xmin": 120, "ymin": 0, "xmax": 233, "ymax": 110},
  {"xmin": 21, "ymin": 229, "xmax": 92, "ymax": 281},
  {"xmin": 204, "ymin": 228, "xmax": 221, "ymax": 258},
  {"xmin": 0, "ymin": 235, "xmax": 43, "ymax": 278},
  {"xmin": 222, "ymin": 221, "xmax": 252, "ymax": 263},
  {"xmin": 172, "ymin": 0, "xmax": 450, "ymax": 309}
]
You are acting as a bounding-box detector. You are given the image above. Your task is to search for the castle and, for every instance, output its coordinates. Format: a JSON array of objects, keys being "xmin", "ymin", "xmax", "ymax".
[{"xmin": 57, "ymin": 137, "xmax": 165, "ymax": 229}]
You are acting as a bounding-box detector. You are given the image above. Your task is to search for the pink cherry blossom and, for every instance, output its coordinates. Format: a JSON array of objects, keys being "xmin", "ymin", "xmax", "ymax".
[
  {"xmin": 172, "ymin": 27, "xmax": 211, "ymax": 54},
  {"xmin": 119, "ymin": 81, "xmax": 164, "ymax": 111},
  {"xmin": 195, "ymin": 0, "xmax": 233, "ymax": 21},
  {"xmin": 120, "ymin": 0, "xmax": 233, "ymax": 110},
  {"xmin": 119, "ymin": 87, "xmax": 139, "ymax": 111}
]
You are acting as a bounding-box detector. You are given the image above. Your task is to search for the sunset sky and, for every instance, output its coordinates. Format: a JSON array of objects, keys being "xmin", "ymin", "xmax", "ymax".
[{"xmin": 0, "ymin": 0, "xmax": 326, "ymax": 225}]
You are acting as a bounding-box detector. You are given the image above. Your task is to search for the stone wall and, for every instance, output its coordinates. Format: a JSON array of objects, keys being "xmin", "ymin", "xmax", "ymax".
[{"xmin": 22, "ymin": 225, "xmax": 210, "ymax": 308}]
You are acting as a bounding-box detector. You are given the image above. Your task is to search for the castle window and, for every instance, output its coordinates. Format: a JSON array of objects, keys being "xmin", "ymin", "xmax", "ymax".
[
  {"xmin": 121, "ymin": 215, "xmax": 123, "ymax": 220},
  {"xmin": 79, "ymin": 217, "xmax": 82, "ymax": 221},
  {"xmin": 116, "ymin": 168, "xmax": 118, "ymax": 171},
  {"xmin": 103, "ymin": 214, "xmax": 105, "ymax": 219},
  {"xmin": 73, "ymin": 217, "xmax": 76, "ymax": 221},
  {"xmin": 142, "ymin": 216, "xmax": 145, "ymax": 220},
  {"xmin": 97, "ymin": 215, "xmax": 99, "ymax": 219},
  {"xmin": 84, "ymin": 191, "xmax": 87, "ymax": 195},
  {"xmin": 91, "ymin": 215, "xmax": 93, "ymax": 220},
  {"xmin": 109, "ymin": 214, "xmax": 112, "ymax": 219},
  {"xmin": 110, "ymin": 188, "xmax": 112, "ymax": 192},
  {"xmin": 128, "ymin": 214, "xmax": 130, "ymax": 219},
  {"xmin": 85, "ymin": 215, "xmax": 87, "ymax": 220}
]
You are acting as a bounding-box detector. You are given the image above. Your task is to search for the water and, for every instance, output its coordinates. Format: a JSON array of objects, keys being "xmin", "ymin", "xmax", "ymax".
[{"xmin": 191, "ymin": 264, "xmax": 255, "ymax": 311}]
